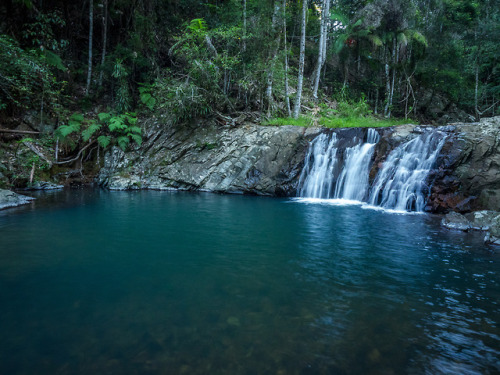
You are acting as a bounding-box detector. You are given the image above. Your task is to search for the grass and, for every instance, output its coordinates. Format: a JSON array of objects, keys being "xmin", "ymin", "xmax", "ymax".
[
  {"xmin": 263, "ymin": 115, "xmax": 416, "ymax": 128},
  {"xmin": 262, "ymin": 98, "xmax": 418, "ymax": 129}
]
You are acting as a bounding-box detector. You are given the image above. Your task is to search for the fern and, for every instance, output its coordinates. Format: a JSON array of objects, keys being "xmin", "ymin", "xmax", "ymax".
[
  {"xmin": 187, "ymin": 18, "xmax": 207, "ymax": 33},
  {"xmin": 43, "ymin": 50, "xmax": 65, "ymax": 71},
  {"xmin": 139, "ymin": 86, "xmax": 156, "ymax": 110},
  {"xmin": 56, "ymin": 122, "xmax": 80, "ymax": 137},
  {"xmin": 125, "ymin": 113, "xmax": 137, "ymax": 125},
  {"xmin": 98, "ymin": 112, "xmax": 111, "ymax": 122},
  {"xmin": 81, "ymin": 122, "xmax": 102, "ymax": 142},
  {"xmin": 127, "ymin": 126, "xmax": 142, "ymax": 134},
  {"xmin": 108, "ymin": 116, "xmax": 127, "ymax": 131},
  {"xmin": 128, "ymin": 133, "xmax": 142, "ymax": 146},
  {"xmin": 97, "ymin": 135, "xmax": 111, "ymax": 148},
  {"xmin": 70, "ymin": 113, "xmax": 84, "ymax": 122},
  {"xmin": 117, "ymin": 136, "xmax": 130, "ymax": 151}
]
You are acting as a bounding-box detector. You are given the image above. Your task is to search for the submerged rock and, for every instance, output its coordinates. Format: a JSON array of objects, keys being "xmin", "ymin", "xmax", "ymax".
[{"xmin": 0, "ymin": 189, "xmax": 34, "ymax": 210}]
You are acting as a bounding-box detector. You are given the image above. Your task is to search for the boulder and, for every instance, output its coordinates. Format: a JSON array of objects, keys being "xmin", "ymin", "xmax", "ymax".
[
  {"xmin": 464, "ymin": 210, "xmax": 499, "ymax": 231},
  {"xmin": 441, "ymin": 211, "xmax": 471, "ymax": 231},
  {"xmin": 0, "ymin": 189, "xmax": 34, "ymax": 210}
]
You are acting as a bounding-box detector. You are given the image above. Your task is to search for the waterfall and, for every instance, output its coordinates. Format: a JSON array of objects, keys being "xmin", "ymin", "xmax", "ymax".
[
  {"xmin": 333, "ymin": 129, "xmax": 379, "ymax": 201},
  {"xmin": 368, "ymin": 130, "xmax": 446, "ymax": 212},
  {"xmin": 297, "ymin": 133, "xmax": 338, "ymax": 199},
  {"xmin": 298, "ymin": 129, "xmax": 379, "ymax": 201},
  {"xmin": 297, "ymin": 128, "xmax": 446, "ymax": 212}
]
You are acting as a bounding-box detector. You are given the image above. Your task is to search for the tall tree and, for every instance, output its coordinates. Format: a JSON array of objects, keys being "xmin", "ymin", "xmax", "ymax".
[
  {"xmin": 293, "ymin": 0, "xmax": 308, "ymax": 119},
  {"xmin": 85, "ymin": 0, "xmax": 94, "ymax": 95},
  {"xmin": 283, "ymin": 0, "xmax": 291, "ymax": 116},
  {"xmin": 98, "ymin": 0, "xmax": 108, "ymax": 87},
  {"xmin": 312, "ymin": 0, "xmax": 331, "ymax": 100},
  {"xmin": 265, "ymin": 1, "xmax": 282, "ymax": 116}
]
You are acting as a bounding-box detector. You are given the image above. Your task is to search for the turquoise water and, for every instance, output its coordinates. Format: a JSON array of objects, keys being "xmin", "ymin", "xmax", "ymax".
[{"xmin": 0, "ymin": 190, "xmax": 499, "ymax": 374}]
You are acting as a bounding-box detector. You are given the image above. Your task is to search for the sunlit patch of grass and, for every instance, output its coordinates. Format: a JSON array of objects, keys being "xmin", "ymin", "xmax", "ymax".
[
  {"xmin": 262, "ymin": 116, "xmax": 314, "ymax": 127},
  {"xmin": 319, "ymin": 116, "xmax": 415, "ymax": 128},
  {"xmin": 263, "ymin": 115, "xmax": 416, "ymax": 128}
]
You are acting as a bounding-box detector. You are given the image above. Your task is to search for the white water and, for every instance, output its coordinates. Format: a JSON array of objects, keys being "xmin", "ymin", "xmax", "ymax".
[
  {"xmin": 298, "ymin": 128, "xmax": 446, "ymax": 212},
  {"xmin": 368, "ymin": 131, "xmax": 447, "ymax": 212},
  {"xmin": 334, "ymin": 129, "xmax": 379, "ymax": 201},
  {"xmin": 297, "ymin": 133, "xmax": 339, "ymax": 199}
]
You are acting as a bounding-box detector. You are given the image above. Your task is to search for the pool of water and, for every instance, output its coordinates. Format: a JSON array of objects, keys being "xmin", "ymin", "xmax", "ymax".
[{"xmin": 0, "ymin": 190, "xmax": 499, "ymax": 374}]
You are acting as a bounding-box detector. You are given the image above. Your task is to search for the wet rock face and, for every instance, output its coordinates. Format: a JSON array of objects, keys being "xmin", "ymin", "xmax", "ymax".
[
  {"xmin": 99, "ymin": 122, "xmax": 320, "ymax": 196},
  {"xmin": 428, "ymin": 117, "xmax": 500, "ymax": 213}
]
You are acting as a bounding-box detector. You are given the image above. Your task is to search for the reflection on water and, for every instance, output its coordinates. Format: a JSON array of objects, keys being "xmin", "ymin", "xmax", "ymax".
[{"xmin": 0, "ymin": 190, "xmax": 499, "ymax": 374}]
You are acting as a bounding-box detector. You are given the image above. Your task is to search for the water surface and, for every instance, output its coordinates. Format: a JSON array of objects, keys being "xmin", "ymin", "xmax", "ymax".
[{"xmin": 0, "ymin": 190, "xmax": 499, "ymax": 374}]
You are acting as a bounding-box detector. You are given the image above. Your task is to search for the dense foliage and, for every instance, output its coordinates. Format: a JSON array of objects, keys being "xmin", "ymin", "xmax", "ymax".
[{"xmin": 0, "ymin": 0, "xmax": 498, "ymax": 128}]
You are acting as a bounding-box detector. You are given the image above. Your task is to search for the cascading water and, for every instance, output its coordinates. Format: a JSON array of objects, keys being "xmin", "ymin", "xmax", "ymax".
[
  {"xmin": 333, "ymin": 128, "xmax": 380, "ymax": 201},
  {"xmin": 297, "ymin": 128, "xmax": 447, "ymax": 212},
  {"xmin": 297, "ymin": 133, "xmax": 339, "ymax": 199},
  {"xmin": 298, "ymin": 129, "xmax": 379, "ymax": 201},
  {"xmin": 368, "ymin": 130, "xmax": 447, "ymax": 212}
]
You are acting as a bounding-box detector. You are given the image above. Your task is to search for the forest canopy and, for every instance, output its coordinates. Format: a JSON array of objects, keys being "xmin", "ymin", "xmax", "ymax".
[{"xmin": 0, "ymin": 0, "xmax": 498, "ymax": 126}]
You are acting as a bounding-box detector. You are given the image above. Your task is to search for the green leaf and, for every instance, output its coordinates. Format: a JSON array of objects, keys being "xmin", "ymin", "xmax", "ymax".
[
  {"xmin": 57, "ymin": 123, "xmax": 79, "ymax": 137},
  {"xmin": 126, "ymin": 114, "xmax": 138, "ymax": 125},
  {"xmin": 97, "ymin": 135, "xmax": 111, "ymax": 148},
  {"xmin": 127, "ymin": 126, "xmax": 142, "ymax": 134},
  {"xmin": 368, "ymin": 34, "xmax": 383, "ymax": 47},
  {"xmin": 98, "ymin": 112, "xmax": 111, "ymax": 122},
  {"xmin": 81, "ymin": 123, "xmax": 102, "ymax": 142},
  {"xmin": 70, "ymin": 113, "xmax": 84, "ymax": 122},
  {"xmin": 43, "ymin": 50, "xmax": 65, "ymax": 71},
  {"xmin": 108, "ymin": 116, "xmax": 127, "ymax": 131},
  {"xmin": 129, "ymin": 133, "xmax": 142, "ymax": 146},
  {"xmin": 331, "ymin": 12, "xmax": 348, "ymax": 25},
  {"xmin": 334, "ymin": 35, "xmax": 348, "ymax": 54},
  {"xmin": 117, "ymin": 136, "xmax": 130, "ymax": 151},
  {"xmin": 140, "ymin": 92, "xmax": 156, "ymax": 110},
  {"xmin": 410, "ymin": 30, "xmax": 428, "ymax": 47}
]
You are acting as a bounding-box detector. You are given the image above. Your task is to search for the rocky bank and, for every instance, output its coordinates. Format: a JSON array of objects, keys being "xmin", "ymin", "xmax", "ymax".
[
  {"xmin": 98, "ymin": 121, "xmax": 321, "ymax": 196},
  {"xmin": 98, "ymin": 116, "xmax": 500, "ymax": 214},
  {"xmin": 0, "ymin": 189, "xmax": 34, "ymax": 210}
]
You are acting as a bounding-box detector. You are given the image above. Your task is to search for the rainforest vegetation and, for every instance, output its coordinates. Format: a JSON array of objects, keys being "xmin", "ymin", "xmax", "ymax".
[{"xmin": 0, "ymin": 0, "xmax": 498, "ymax": 184}]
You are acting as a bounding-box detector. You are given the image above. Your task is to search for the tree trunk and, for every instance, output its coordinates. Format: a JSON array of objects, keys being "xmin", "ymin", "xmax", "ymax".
[
  {"xmin": 85, "ymin": 0, "xmax": 94, "ymax": 95},
  {"xmin": 283, "ymin": 0, "xmax": 291, "ymax": 117},
  {"xmin": 383, "ymin": 46, "xmax": 391, "ymax": 118},
  {"xmin": 242, "ymin": 0, "xmax": 247, "ymax": 51},
  {"xmin": 312, "ymin": 0, "xmax": 330, "ymax": 100},
  {"xmin": 98, "ymin": 0, "xmax": 108, "ymax": 87},
  {"xmin": 266, "ymin": 1, "xmax": 282, "ymax": 117},
  {"xmin": 474, "ymin": 64, "xmax": 480, "ymax": 121},
  {"xmin": 293, "ymin": 0, "xmax": 308, "ymax": 119},
  {"xmin": 387, "ymin": 38, "xmax": 397, "ymax": 119}
]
